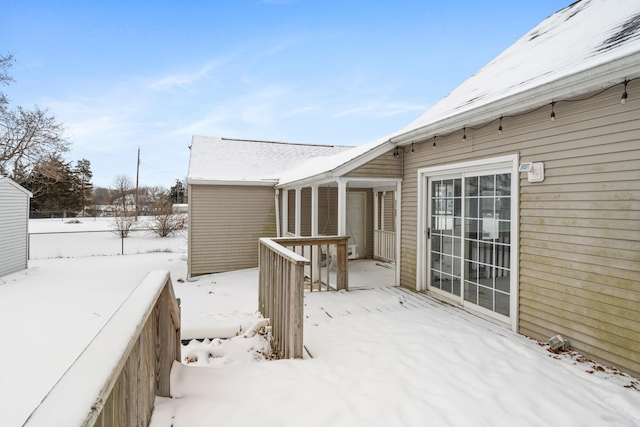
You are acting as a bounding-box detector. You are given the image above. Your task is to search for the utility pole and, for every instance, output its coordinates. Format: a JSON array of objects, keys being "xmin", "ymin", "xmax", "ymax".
[{"xmin": 135, "ymin": 147, "xmax": 140, "ymax": 221}]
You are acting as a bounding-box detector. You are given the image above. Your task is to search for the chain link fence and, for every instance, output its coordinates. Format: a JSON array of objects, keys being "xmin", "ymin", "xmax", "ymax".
[{"xmin": 28, "ymin": 229, "xmax": 187, "ymax": 260}]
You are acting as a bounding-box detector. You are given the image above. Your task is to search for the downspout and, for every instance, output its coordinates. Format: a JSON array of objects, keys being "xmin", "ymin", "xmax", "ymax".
[{"xmin": 274, "ymin": 188, "xmax": 280, "ymax": 237}]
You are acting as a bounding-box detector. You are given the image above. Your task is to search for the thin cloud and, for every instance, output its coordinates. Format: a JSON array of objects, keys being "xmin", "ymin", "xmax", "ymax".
[
  {"xmin": 279, "ymin": 106, "xmax": 318, "ymax": 118},
  {"xmin": 175, "ymin": 111, "xmax": 235, "ymax": 136},
  {"xmin": 148, "ymin": 59, "xmax": 230, "ymax": 91},
  {"xmin": 331, "ymin": 105, "xmax": 376, "ymax": 118}
]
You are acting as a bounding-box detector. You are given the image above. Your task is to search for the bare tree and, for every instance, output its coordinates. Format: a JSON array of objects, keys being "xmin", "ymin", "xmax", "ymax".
[
  {"xmin": 0, "ymin": 106, "xmax": 69, "ymax": 176},
  {"xmin": 147, "ymin": 198, "xmax": 185, "ymax": 237},
  {"xmin": 0, "ymin": 53, "xmax": 14, "ymax": 112},
  {"xmin": 0, "ymin": 53, "xmax": 70, "ymax": 182},
  {"xmin": 111, "ymin": 175, "xmax": 136, "ymax": 237},
  {"xmin": 137, "ymin": 185, "xmax": 167, "ymax": 215}
]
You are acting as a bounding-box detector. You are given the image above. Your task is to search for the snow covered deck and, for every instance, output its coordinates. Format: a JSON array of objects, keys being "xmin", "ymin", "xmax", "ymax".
[
  {"xmin": 0, "ymin": 253, "xmax": 187, "ymax": 427},
  {"xmin": 159, "ymin": 267, "xmax": 640, "ymax": 426},
  {"xmin": 24, "ymin": 271, "xmax": 180, "ymax": 426},
  {"xmin": 2, "ymin": 248, "xmax": 638, "ymax": 426}
]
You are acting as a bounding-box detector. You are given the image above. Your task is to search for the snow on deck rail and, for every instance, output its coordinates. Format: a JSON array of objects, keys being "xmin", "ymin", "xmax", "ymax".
[{"xmin": 24, "ymin": 270, "xmax": 181, "ymax": 427}]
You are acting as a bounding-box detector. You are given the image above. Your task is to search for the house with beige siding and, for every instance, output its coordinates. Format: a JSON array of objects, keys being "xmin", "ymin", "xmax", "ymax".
[
  {"xmin": 186, "ymin": 136, "xmax": 351, "ymax": 276},
  {"xmin": 0, "ymin": 177, "xmax": 32, "ymax": 277},
  {"xmin": 275, "ymin": 0, "xmax": 640, "ymax": 377}
]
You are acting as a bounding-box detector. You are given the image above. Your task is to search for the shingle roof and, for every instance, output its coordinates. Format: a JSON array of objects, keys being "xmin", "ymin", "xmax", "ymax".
[
  {"xmin": 279, "ymin": 0, "xmax": 640, "ymax": 186},
  {"xmin": 187, "ymin": 136, "xmax": 351, "ymax": 184}
]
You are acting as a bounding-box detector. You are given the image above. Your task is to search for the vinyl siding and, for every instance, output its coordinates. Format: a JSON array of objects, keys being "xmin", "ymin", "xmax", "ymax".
[
  {"xmin": 188, "ymin": 184, "xmax": 277, "ymax": 276},
  {"xmin": 346, "ymin": 188, "xmax": 374, "ymax": 259},
  {"xmin": 399, "ymin": 81, "xmax": 640, "ymax": 376},
  {"xmin": 284, "ymin": 188, "xmax": 313, "ymax": 236},
  {"xmin": 0, "ymin": 181, "xmax": 30, "ymax": 277},
  {"xmin": 345, "ymin": 150, "xmax": 402, "ymax": 178},
  {"xmin": 318, "ymin": 187, "xmax": 338, "ymax": 236},
  {"xmin": 383, "ymin": 191, "xmax": 395, "ymax": 232}
]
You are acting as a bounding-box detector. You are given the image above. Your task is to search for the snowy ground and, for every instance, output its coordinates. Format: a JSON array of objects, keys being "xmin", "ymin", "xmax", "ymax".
[
  {"xmin": 0, "ymin": 219, "xmax": 638, "ymax": 426},
  {"xmin": 0, "ymin": 253, "xmax": 188, "ymax": 427},
  {"xmin": 156, "ymin": 268, "xmax": 640, "ymax": 427},
  {"xmin": 28, "ymin": 217, "xmax": 187, "ymax": 259}
]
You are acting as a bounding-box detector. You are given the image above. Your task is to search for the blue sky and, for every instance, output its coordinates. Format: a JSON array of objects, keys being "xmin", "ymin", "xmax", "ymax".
[{"xmin": 3, "ymin": 0, "xmax": 570, "ymax": 188}]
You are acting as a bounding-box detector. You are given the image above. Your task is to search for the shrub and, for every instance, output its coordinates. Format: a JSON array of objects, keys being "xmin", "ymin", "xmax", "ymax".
[{"xmin": 148, "ymin": 199, "xmax": 185, "ymax": 237}]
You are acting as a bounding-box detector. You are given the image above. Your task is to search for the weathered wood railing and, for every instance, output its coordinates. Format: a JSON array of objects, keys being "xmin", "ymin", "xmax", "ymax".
[
  {"xmin": 374, "ymin": 229, "xmax": 396, "ymax": 262},
  {"xmin": 258, "ymin": 236, "xmax": 349, "ymax": 359},
  {"xmin": 25, "ymin": 270, "xmax": 181, "ymax": 427}
]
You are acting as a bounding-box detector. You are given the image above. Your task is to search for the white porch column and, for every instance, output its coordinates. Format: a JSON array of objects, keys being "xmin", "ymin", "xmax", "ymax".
[
  {"xmin": 311, "ymin": 186, "xmax": 319, "ymax": 236},
  {"xmin": 338, "ymin": 180, "xmax": 347, "ymax": 236},
  {"xmin": 282, "ymin": 189, "xmax": 288, "ymax": 237},
  {"xmin": 374, "ymin": 191, "xmax": 379, "ymax": 231},
  {"xmin": 381, "ymin": 191, "xmax": 386, "ymax": 231},
  {"xmin": 373, "ymin": 191, "xmax": 379, "ymax": 259},
  {"xmin": 295, "ymin": 188, "xmax": 302, "ymax": 237},
  {"xmin": 395, "ymin": 181, "xmax": 402, "ymax": 287},
  {"xmin": 311, "ymin": 185, "xmax": 319, "ymax": 283}
]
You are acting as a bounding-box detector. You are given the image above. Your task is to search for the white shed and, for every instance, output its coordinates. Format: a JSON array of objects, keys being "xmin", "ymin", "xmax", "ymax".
[{"xmin": 0, "ymin": 177, "xmax": 33, "ymax": 277}]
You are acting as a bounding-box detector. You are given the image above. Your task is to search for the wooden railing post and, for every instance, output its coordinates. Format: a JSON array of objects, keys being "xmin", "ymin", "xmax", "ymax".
[
  {"xmin": 336, "ymin": 238, "xmax": 348, "ymax": 291},
  {"xmin": 290, "ymin": 262, "xmax": 304, "ymax": 358},
  {"xmin": 258, "ymin": 236, "xmax": 350, "ymax": 359}
]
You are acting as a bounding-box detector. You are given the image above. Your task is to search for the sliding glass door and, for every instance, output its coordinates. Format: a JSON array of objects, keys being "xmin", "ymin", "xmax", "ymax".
[{"xmin": 427, "ymin": 169, "xmax": 512, "ymax": 321}]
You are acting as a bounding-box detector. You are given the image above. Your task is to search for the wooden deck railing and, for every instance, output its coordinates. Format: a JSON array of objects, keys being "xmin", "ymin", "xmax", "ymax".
[
  {"xmin": 374, "ymin": 229, "xmax": 396, "ymax": 262},
  {"xmin": 25, "ymin": 270, "xmax": 181, "ymax": 427},
  {"xmin": 258, "ymin": 236, "xmax": 349, "ymax": 359}
]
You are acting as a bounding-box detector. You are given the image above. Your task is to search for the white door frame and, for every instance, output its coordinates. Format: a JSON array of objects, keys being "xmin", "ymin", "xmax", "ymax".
[{"xmin": 416, "ymin": 155, "xmax": 520, "ymax": 331}]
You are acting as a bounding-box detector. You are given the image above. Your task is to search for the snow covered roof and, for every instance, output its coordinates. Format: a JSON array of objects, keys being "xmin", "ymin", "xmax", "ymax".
[
  {"xmin": 279, "ymin": 0, "xmax": 640, "ymax": 187},
  {"xmin": 187, "ymin": 136, "xmax": 351, "ymax": 185},
  {"xmin": 277, "ymin": 134, "xmax": 393, "ymax": 187},
  {"xmin": 391, "ymin": 0, "xmax": 640, "ymax": 145}
]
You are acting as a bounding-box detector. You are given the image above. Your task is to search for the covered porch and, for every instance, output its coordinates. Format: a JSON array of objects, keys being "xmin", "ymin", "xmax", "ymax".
[{"xmin": 275, "ymin": 177, "xmax": 401, "ymax": 283}]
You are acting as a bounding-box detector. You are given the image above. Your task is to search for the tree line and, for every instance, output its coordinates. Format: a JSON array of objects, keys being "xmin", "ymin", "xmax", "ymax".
[
  {"xmin": 1, "ymin": 53, "xmax": 186, "ymax": 218},
  {"xmin": 92, "ymin": 176, "xmax": 187, "ymax": 217},
  {"xmin": 1, "ymin": 53, "xmax": 86, "ymax": 214}
]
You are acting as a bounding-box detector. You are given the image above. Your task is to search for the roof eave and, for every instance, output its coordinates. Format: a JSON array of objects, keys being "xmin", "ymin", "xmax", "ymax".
[
  {"xmin": 391, "ymin": 51, "xmax": 640, "ymax": 146},
  {"xmin": 188, "ymin": 178, "xmax": 278, "ymax": 187},
  {"xmin": 276, "ymin": 171, "xmax": 334, "ymax": 190},
  {"xmin": 276, "ymin": 140, "xmax": 395, "ymax": 190},
  {"xmin": 0, "ymin": 177, "xmax": 33, "ymax": 197}
]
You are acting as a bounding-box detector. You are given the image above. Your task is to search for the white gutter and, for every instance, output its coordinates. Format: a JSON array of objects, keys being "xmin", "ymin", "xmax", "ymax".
[
  {"xmin": 187, "ymin": 178, "xmax": 278, "ymax": 186},
  {"xmin": 276, "ymin": 171, "xmax": 334, "ymax": 190},
  {"xmin": 390, "ymin": 51, "xmax": 640, "ymax": 146}
]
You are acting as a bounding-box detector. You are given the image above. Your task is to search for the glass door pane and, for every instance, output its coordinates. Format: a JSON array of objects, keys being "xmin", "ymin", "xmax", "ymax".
[
  {"xmin": 429, "ymin": 178, "xmax": 462, "ymax": 297},
  {"xmin": 463, "ymin": 173, "xmax": 511, "ymax": 317}
]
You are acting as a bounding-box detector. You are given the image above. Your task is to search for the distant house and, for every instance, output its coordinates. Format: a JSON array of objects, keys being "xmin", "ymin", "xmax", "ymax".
[
  {"xmin": 272, "ymin": 0, "xmax": 640, "ymax": 377},
  {"xmin": 0, "ymin": 177, "xmax": 33, "ymax": 277},
  {"xmin": 186, "ymin": 136, "xmax": 351, "ymax": 276}
]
